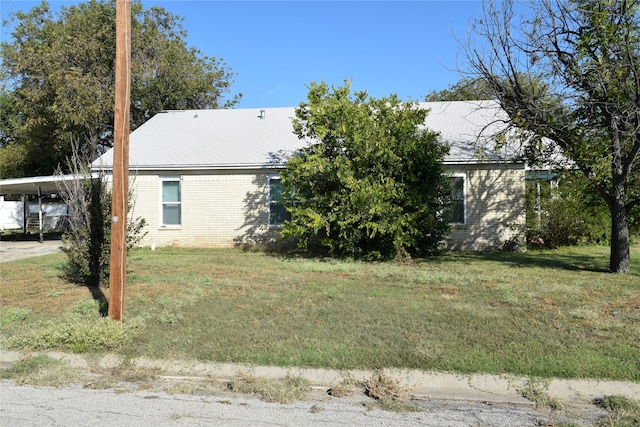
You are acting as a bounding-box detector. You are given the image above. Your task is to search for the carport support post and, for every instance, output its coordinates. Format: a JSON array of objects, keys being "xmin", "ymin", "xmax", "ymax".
[
  {"xmin": 38, "ymin": 186, "xmax": 43, "ymax": 243},
  {"xmin": 22, "ymin": 195, "xmax": 27, "ymax": 234},
  {"xmin": 109, "ymin": 0, "xmax": 131, "ymax": 321}
]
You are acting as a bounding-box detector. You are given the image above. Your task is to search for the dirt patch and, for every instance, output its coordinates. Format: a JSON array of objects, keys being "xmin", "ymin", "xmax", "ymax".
[{"xmin": 0, "ymin": 240, "xmax": 63, "ymax": 263}]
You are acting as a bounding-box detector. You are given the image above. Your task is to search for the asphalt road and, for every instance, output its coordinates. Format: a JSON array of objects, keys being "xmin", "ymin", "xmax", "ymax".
[{"xmin": 0, "ymin": 380, "xmax": 562, "ymax": 427}]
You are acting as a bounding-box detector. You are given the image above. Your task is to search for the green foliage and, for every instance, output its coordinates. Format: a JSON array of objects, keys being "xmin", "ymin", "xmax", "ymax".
[
  {"xmin": 72, "ymin": 299, "xmax": 107, "ymax": 318},
  {"xmin": 0, "ymin": 0, "xmax": 240, "ymax": 177},
  {"xmin": 282, "ymin": 81, "xmax": 451, "ymax": 260},
  {"xmin": 424, "ymin": 77, "xmax": 496, "ymax": 101},
  {"xmin": 6, "ymin": 313, "xmax": 143, "ymax": 353},
  {"xmin": 466, "ymin": 0, "xmax": 640, "ymax": 272},
  {"xmin": 0, "ymin": 308, "xmax": 31, "ymax": 326},
  {"xmin": 527, "ymin": 171, "xmax": 611, "ymax": 247}
]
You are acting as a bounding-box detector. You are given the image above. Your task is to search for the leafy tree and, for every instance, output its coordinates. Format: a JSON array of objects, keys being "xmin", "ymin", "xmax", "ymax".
[
  {"xmin": 281, "ymin": 81, "xmax": 451, "ymax": 261},
  {"xmin": 464, "ymin": 0, "xmax": 640, "ymax": 273},
  {"xmin": 424, "ymin": 77, "xmax": 496, "ymax": 101},
  {"xmin": 1, "ymin": 0, "xmax": 240, "ymax": 178}
]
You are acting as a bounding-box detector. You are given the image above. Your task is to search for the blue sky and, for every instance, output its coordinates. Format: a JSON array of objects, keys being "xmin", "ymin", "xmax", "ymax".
[{"xmin": 1, "ymin": 1, "xmax": 488, "ymax": 108}]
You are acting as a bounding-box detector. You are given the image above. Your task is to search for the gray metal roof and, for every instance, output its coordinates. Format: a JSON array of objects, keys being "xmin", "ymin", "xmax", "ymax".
[{"xmin": 92, "ymin": 100, "xmax": 519, "ymax": 171}]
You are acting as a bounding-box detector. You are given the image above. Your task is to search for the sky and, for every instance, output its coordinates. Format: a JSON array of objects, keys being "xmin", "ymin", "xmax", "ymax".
[{"xmin": 1, "ymin": 0, "xmax": 488, "ymax": 109}]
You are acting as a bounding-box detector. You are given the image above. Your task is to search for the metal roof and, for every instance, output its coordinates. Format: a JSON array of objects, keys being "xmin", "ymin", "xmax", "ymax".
[
  {"xmin": 92, "ymin": 100, "xmax": 520, "ymax": 171},
  {"xmin": 0, "ymin": 174, "xmax": 98, "ymax": 195}
]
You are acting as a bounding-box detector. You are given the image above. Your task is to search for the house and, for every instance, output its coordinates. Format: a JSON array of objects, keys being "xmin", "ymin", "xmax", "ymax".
[{"xmin": 91, "ymin": 100, "xmax": 526, "ymax": 251}]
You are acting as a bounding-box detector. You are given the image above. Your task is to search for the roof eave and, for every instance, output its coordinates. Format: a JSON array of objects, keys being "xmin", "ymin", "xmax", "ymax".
[{"xmin": 91, "ymin": 163, "xmax": 287, "ymax": 172}]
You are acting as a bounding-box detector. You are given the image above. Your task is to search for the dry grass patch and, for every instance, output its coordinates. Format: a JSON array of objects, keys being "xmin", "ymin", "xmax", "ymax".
[
  {"xmin": 0, "ymin": 254, "xmax": 88, "ymax": 314},
  {"xmin": 328, "ymin": 375, "xmax": 360, "ymax": 397},
  {"xmin": 156, "ymin": 379, "xmax": 225, "ymax": 396},
  {"xmin": 519, "ymin": 379, "xmax": 565, "ymax": 410},
  {"xmin": 227, "ymin": 373, "xmax": 310, "ymax": 403},
  {"xmin": 360, "ymin": 372, "xmax": 423, "ymax": 413},
  {"xmin": 0, "ymin": 354, "xmax": 82, "ymax": 387},
  {"xmin": 362, "ymin": 371, "xmax": 412, "ymax": 401}
]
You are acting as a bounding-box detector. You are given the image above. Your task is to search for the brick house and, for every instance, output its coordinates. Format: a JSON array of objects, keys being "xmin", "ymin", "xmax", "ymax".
[{"xmin": 92, "ymin": 100, "xmax": 526, "ymax": 251}]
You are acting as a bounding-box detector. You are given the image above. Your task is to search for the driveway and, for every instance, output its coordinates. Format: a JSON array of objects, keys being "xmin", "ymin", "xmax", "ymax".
[{"xmin": 0, "ymin": 240, "xmax": 63, "ymax": 263}]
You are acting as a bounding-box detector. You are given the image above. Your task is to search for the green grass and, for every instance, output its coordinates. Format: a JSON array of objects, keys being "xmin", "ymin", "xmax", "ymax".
[{"xmin": 1, "ymin": 242, "xmax": 639, "ymax": 381}]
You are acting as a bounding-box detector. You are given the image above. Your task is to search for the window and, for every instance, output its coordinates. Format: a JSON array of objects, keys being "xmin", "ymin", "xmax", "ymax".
[
  {"xmin": 268, "ymin": 177, "xmax": 290, "ymax": 227},
  {"xmin": 448, "ymin": 175, "xmax": 466, "ymax": 224},
  {"xmin": 161, "ymin": 178, "xmax": 181, "ymax": 226}
]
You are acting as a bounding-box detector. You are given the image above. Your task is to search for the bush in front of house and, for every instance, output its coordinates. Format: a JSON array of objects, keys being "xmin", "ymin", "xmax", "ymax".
[
  {"xmin": 56, "ymin": 148, "xmax": 147, "ymax": 287},
  {"xmin": 281, "ymin": 81, "xmax": 452, "ymax": 261}
]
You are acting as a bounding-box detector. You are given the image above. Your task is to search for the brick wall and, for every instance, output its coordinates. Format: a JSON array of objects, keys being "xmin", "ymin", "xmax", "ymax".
[
  {"xmin": 129, "ymin": 170, "xmax": 280, "ymax": 248},
  {"xmin": 443, "ymin": 164, "xmax": 526, "ymax": 251},
  {"xmin": 128, "ymin": 164, "xmax": 525, "ymax": 251}
]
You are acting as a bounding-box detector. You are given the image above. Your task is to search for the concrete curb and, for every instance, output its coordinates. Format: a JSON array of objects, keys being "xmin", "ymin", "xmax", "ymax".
[{"xmin": 2, "ymin": 350, "xmax": 638, "ymax": 406}]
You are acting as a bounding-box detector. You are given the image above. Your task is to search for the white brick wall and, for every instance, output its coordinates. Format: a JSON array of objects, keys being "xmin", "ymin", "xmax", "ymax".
[
  {"xmin": 130, "ymin": 170, "xmax": 279, "ymax": 248},
  {"xmin": 444, "ymin": 164, "xmax": 526, "ymax": 251},
  {"xmin": 128, "ymin": 164, "xmax": 525, "ymax": 251}
]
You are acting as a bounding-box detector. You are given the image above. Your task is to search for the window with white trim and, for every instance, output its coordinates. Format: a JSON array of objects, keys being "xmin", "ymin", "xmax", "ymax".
[
  {"xmin": 268, "ymin": 176, "xmax": 290, "ymax": 227},
  {"xmin": 161, "ymin": 177, "xmax": 181, "ymax": 226},
  {"xmin": 448, "ymin": 175, "xmax": 466, "ymax": 224}
]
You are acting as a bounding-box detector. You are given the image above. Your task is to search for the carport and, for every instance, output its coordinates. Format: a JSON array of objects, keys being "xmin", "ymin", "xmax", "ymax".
[{"xmin": 0, "ymin": 175, "xmax": 92, "ymax": 242}]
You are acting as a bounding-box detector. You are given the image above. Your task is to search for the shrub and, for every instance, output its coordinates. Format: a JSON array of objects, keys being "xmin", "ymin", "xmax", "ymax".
[
  {"xmin": 526, "ymin": 171, "xmax": 610, "ymax": 247},
  {"xmin": 282, "ymin": 81, "xmax": 451, "ymax": 260},
  {"xmin": 56, "ymin": 148, "xmax": 147, "ymax": 287}
]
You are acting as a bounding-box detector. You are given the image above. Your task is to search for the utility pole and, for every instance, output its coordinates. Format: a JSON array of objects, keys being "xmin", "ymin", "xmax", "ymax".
[{"xmin": 109, "ymin": 0, "xmax": 131, "ymax": 321}]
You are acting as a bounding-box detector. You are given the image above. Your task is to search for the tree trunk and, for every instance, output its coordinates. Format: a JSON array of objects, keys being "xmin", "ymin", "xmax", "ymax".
[{"xmin": 609, "ymin": 189, "xmax": 630, "ymax": 273}]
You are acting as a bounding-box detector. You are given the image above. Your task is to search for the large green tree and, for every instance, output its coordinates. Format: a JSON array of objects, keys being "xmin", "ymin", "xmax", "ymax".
[
  {"xmin": 464, "ymin": 0, "xmax": 640, "ymax": 273},
  {"xmin": 281, "ymin": 81, "xmax": 451, "ymax": 260},
  {"xmin": 0, "ymin": 0, "xmax": 240, "ymax": 178},
  {"xmin": 424, "ymin": 77, "xmax": 496, "ymax": 101}
]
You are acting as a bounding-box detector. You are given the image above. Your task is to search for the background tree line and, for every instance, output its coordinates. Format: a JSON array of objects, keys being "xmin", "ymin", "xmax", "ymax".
[{"xmin": 1, "ymin": 0, "xmax": 241, "ymax": 178}]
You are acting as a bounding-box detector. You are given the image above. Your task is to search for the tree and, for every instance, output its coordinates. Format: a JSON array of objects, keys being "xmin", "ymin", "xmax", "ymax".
[
  {"xmin": 464, "ymin": 0, "xmax": 640, "ymax": 273},
  {"xmin": 424, "ymin": 77, "xmax": 496, "ymax": 101},
  {"xmin": 1, "ymin": 0, "xmax": 241, "ymax": 178},
  {"xmin": 526, "ymin": 171, "xmax": 611, "ymax": 247},
  {"xmin": 281, "ymin": 81, "xmax": 452, "ymax": 261}
]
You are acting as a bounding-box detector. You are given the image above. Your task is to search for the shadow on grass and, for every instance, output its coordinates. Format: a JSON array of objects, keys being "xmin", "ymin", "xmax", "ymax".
[
  {"xmin": 261, "ymin": 241, "xmax": 626, "ymax": 273},
  {"xmin": 0, "ymin": 231, "xmax": 64, "ymax": 242},
  {"xmin": 253, "ymin": 241, "xmax": 620, "ymax": 272},
  {"xmin": 52, "ymin": 252, "xmax": 110, "ymax": 317},
  {"xmin": 87, "ymin": 286, "xmax": 109, "ymax": 317},
  {"xmin": 439, "ymin": 249, "xmax": 612, "ymax": 273}
]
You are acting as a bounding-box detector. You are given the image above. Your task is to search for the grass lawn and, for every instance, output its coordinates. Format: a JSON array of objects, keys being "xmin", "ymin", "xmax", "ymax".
[{"xmin": 1, "ymin": 242, "xmax": 639, "ymax": 381}]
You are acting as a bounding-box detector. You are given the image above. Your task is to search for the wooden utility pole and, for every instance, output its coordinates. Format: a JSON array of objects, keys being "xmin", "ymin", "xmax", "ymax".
[{"xmin": 109, "ymin": 0, "xmax": 131, "ymax": 321}]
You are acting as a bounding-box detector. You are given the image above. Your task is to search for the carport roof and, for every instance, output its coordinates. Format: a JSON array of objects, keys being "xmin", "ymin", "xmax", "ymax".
[{"xmin": 0, "ymin": 174, "xmax": 98, "ymax": 195}]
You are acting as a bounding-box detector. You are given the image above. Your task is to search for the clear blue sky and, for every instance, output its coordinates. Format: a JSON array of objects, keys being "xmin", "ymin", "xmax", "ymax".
[{"xmin": 1, "ymin": 1, "xmax": 487, "ymax": 109}]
